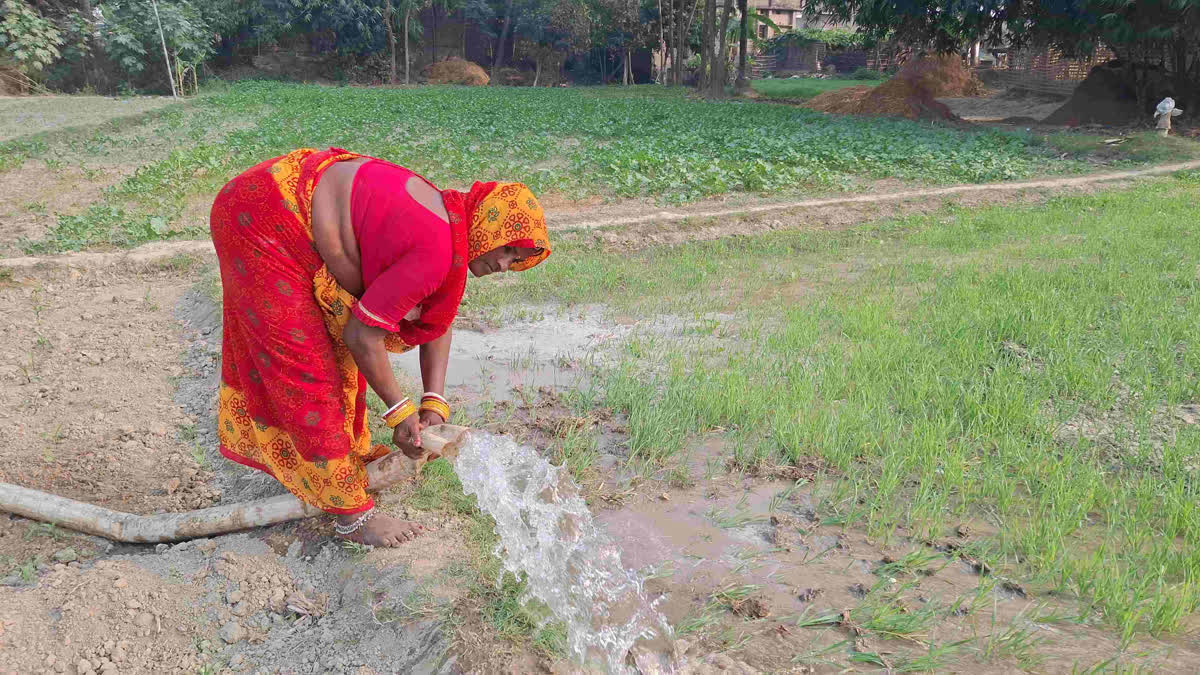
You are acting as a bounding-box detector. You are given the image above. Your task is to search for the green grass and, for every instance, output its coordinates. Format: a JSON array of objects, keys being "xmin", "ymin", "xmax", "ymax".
[
  {"xmin": 1038, "ymin": 131, "xmax": 1200, "ymax": 165},
  {"xmin": 751, "ymin": 77, "xmax": 880, "ymax": 101},
  {"xmin": 20, "ymin": 81, "xmax": 1080, "ymax": 253},
  {"xmin": 462, "ymin": 171, "xmax": 1200, "ymax": 641}
]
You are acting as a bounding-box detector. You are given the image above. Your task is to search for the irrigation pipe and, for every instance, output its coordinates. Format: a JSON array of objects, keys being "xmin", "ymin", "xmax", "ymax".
[{"xmin": 0, "ymin": 425, "xmax": 468, "ymax": 544}]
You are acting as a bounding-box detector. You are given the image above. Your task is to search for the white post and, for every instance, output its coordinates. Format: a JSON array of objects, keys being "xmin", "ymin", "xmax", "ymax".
[{"xmin": 151, "ymin": 0, "xmax": 179, "ymax": 98}]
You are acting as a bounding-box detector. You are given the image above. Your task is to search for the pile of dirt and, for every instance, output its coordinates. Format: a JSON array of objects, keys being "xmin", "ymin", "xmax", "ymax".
[
  {"xmin": 805, "ymin": 84, "xmax": 876, "ymax": 114},
  {"xmin": 425, "ymin": 58, "xmax": 490, "ymax": 86},
  {"xmin": 1042, "ymin": 60, "xmax": 1171, "ymax": 126},
  {"xmin": 806, "ymin": 54, "xmax": 985, "ymax": 120}
]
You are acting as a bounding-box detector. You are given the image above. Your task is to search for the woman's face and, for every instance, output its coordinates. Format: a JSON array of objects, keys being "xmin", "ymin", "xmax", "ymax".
[{"xmin": 469, "ymin": 246, "xmax": 541, "ymax": 277}]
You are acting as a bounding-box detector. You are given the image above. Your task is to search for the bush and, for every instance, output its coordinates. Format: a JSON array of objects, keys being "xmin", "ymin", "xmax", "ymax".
[
  {"xmin": 850, "ymin": 67, "xmax": 887, "ymax": 81},
  {"xmin": 0, "ymin": 0, "xmax": 63, "ymax": 77}
]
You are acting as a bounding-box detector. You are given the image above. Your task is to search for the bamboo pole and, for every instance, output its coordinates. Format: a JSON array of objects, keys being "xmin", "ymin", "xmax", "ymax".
[
  {"xmin": 150, "ymin": 0, "xmax": 178, "ymax": 99},
  {"xmin": 0, "ymin": 425, "xmax": 468, "ymax": 544}
]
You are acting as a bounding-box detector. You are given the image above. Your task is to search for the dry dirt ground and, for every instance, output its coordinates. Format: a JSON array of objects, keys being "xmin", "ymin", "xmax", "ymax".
[
  {"xmin": 2, "ymin": 256, "xmax": 1199, "ymax": 674},
  {"xmin": 937, "ymin": 89, "xmax": 1070, "ymax": 123}
]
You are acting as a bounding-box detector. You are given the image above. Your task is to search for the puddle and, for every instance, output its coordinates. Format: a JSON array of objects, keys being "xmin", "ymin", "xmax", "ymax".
[{"xmin": 391, "ymin": 307, "xmax": 634, "ymax": 403}]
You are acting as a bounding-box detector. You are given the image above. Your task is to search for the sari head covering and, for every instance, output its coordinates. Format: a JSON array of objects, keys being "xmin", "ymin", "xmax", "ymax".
[{"xmin": 463, "ymin": 181, "xmax": 551, "ymax": 271}]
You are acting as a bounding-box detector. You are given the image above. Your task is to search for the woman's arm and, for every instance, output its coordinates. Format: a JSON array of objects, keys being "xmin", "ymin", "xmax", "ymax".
[
  {"xmin": 418, "ymin": 328, "xmax": 452, "ymax": 425},
  {"xmin": 343, "ymin": 315, "xmax": 422, "ymax": 452}
]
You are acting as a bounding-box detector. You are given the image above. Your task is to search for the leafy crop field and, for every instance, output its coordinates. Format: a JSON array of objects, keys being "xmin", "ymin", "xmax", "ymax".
[{"xmin": 5, "ymin": 82, "xmax": 1077, "ymax": 253}]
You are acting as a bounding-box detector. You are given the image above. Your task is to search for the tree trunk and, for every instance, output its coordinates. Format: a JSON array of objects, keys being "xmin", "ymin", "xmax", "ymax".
[
  {"xmin": 699, "ymin": 0, "xmax": 712, "ymax": 91},
  {"xmin": 657, "ymin": 0, "xmax": 667, "ymax": 83},
  {"xmin": 626, "ymin": 48, "xmax": 632, "ymax": 85},
  {"xmin": 684, "ymin": 0, "xmax": 699, "ymax": 82},
  {"xmin": 384, "ymin": 0, "xmax": 397, "ymax": 84},
  {"xmin": 1171, "ymin": 37, "xmax": 1194, "ymax": 108},
  {"xmin": 712, "ymin": 0, "xmax": 732, "ymax": 96},
  {"xmin": 734, "ymin": 0, "xmax": 748, "ymax": 91},
  {"xmin": 675, "ymin": 0, "xmax": 686, "ymax": 84},
  {"xmin": 534, "ymin": 59, "xmax": 542, "ymax": 86},
  {"xmin": 432, "ymin": 3, "xmax": 439, "ymax": 62},
  {"xmin": 492, "ymin": 0, "xmax": 514, "ymax": 76},
  {"xmin": 404, "ymin": 6, "xmax": 411, "ymax": 84}
]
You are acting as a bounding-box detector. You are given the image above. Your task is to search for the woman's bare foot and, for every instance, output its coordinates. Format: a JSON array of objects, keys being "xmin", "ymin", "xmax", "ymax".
[{"xmin": 335, "ymin": 510, "xmax": 424, "ymax": 547}]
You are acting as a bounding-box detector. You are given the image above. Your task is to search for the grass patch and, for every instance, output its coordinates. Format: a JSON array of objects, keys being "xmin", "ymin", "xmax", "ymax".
[
  {"xmin": 467, "ymin": 172, "xmax": 1200, "ymax": 642},
  {"xmin": 751, "ymin": 77, "xmax": 881, "ymax": 101},
  {"xmin": 1038, "ymin": 130, "xmax": 1200, "ymax": 164}
]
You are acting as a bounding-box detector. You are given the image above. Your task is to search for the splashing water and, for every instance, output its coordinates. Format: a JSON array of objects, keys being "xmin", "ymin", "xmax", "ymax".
[{"xmin": 453, "ymin": 431, "xmax": 677, "ymax": 674}]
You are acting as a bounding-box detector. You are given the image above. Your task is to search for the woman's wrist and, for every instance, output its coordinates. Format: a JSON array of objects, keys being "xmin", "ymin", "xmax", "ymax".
[
  {"xmin": 419, "ymin": 392, "xmax": 451, "ymax": 422},
  {"xmin": 383, "ymin": 397, "xmax": 418, "ymax": 427}
]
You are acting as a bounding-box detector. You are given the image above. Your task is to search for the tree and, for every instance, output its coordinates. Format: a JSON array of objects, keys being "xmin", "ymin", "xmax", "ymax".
[
  {"xmin": 0, "ymin": 0, "xmax": 64, "ymax": 80},
  {"xmin": 805, "ymin": 0, "xmax": 1200, "ymax": 102},
  {"xmin": 733, "ymin": 0, "xmax": 746, "ymax": 91},
  {"xmin": 596, "ymin": 0, "xmax": 647, "ymax": 84},
  {"xmin": 508, "ymin": 0, "xmax": 590, "ymax": 84},
  {"xmin": 492, "ymin": 0, "xmax": 514, "ymax": 73},
  {"xmin": 402, "ymin": 0, "xmax": 427, "ymax": 83},
  {"xmin": 708, "ymin": 0, "xmax": 731, "ymax": 95}
]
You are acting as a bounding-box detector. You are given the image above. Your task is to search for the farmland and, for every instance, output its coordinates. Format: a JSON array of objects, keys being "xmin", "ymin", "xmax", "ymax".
[
  {"xmin": 2, "ymin": 81, "xmax": 1108, "ymax": 255},
  {"xmin": 1, "ymin": 83, "xmax": 1199, "ymax": 673}
]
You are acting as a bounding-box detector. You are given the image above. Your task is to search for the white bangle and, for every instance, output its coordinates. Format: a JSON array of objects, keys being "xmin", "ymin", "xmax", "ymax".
[
  {"xmin": 383, "ymin": 397, "xmax": 411, "ymax": 418},
  {"xmin": 422, "ymin": 392, "xmax": 448, "ymax": 405}
]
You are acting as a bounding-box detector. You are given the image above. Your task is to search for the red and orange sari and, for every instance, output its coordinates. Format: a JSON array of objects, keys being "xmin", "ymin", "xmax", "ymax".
[{"xmin": 209, "ymin": 148, "xmax": 550, "ymax": 514}]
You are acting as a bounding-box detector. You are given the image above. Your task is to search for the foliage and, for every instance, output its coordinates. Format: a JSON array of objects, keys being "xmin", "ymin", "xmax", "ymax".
[
  {"xmin": 19, "ymin": 81, "xmax": 1083, "ymax": 252},
  {"xmin": 765, "ymin": 26, "xmax": 870, "ymax": 51},
  {"xmin": 0, "ymin": 0, "xmax": 64, "ymax": 74},
  {"xmin": 804, "ymin": 0, "xmax": 1200, "ymax": 91},
  {"xmin": 97, "ymin": 0, "xmax": 216, "ymax": 79},
  {"xmin": 849, "ymin": 65, "xmax": 885, "ymax": 80}
]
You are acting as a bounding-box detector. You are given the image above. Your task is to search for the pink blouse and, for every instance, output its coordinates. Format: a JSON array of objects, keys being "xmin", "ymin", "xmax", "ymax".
[{"xmin": 349, "ymin": 160, "xmax": 452, "ymax": 333}]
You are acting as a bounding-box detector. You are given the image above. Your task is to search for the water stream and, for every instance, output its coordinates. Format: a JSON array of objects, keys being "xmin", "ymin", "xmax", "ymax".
[{"xmin": 453, "ymin": 431, "xmax": 677, "ymax": 674}]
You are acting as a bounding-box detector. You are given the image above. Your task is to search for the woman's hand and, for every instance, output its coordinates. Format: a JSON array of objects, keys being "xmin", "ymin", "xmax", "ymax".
[
  {"xmin": 392, "ymin": 413, "xmax": 424, "ymax": 459},
  {"xmin": 419, "ymin": 409, "xmax": 446, "ymax": 428}
]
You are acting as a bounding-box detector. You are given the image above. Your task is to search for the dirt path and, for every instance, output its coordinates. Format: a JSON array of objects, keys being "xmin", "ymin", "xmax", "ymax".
[{"xmin": 3, "ymin": 159, "xmax": 1198, "ymax": 270}]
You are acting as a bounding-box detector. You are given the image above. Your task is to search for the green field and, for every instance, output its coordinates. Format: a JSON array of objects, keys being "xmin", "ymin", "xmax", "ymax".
[
  {"xmin": 4, "ymin": 81, "xmax": 1095, "ymax": 254},
  {"xmin": 750, "ymin": 76, "xmax": 881, "ymax": 101},
  {"xmin": 468, "ymin": 172, "xmax": 1200, "ymax": 641}
]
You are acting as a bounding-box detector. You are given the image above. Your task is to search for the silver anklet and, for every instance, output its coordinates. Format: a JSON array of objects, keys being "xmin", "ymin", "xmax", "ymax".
[{"xmin": 333, "ymin": 509, "xmax": 375, "ymax": 536}]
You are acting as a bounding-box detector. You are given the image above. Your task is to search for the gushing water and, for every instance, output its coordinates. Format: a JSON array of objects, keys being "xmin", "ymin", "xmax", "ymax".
[{"xmin": 453, "ymin": 432, "xmax": 677, "ymax": 674}]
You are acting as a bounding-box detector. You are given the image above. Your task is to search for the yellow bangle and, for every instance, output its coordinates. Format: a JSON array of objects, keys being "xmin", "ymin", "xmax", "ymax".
[
  {"xmin": 419, "ymin": 397, "xmax": 451, "ymax": 423},
  {"xmin": 383, "ymin": 398, "xmax": 418, "ymax": 428}
]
